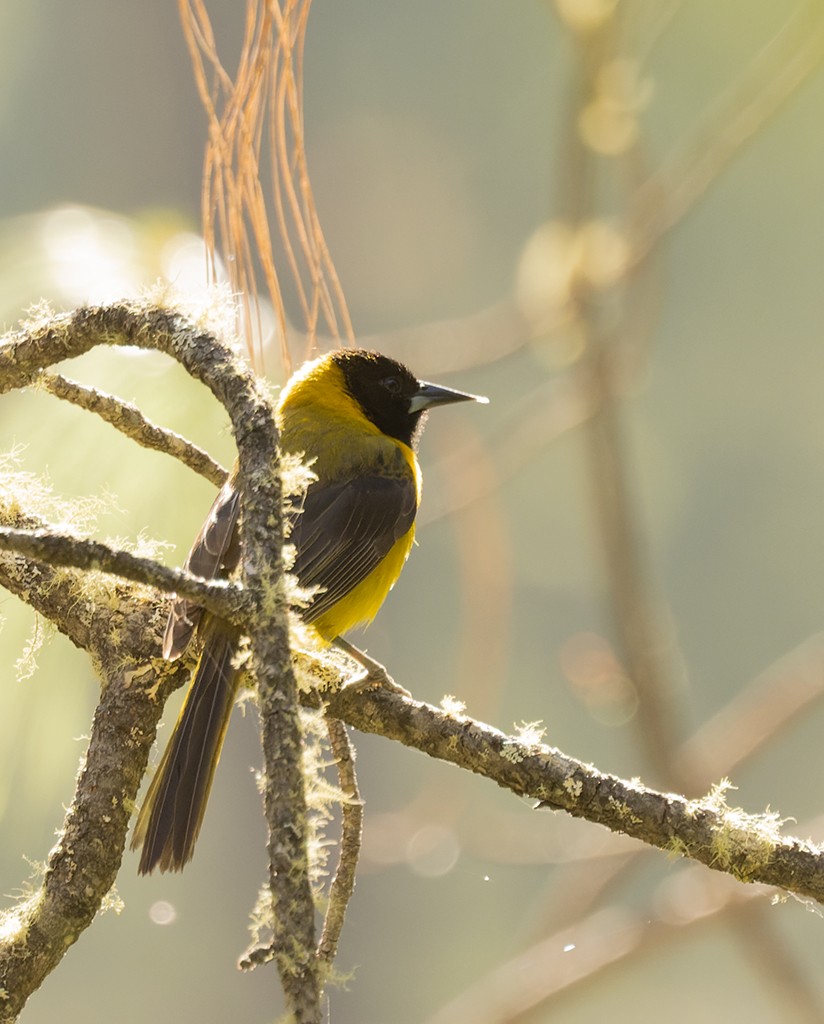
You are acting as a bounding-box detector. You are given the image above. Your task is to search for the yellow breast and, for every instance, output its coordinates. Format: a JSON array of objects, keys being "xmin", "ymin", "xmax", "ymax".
[{"xmin": 277, "ymin": 355, "xmax": 421, "ymax": 641}]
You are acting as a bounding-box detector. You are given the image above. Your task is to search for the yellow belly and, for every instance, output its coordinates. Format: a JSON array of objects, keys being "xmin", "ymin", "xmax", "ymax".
[{"xmin": 309, "ymin": 523, "xmax": 416, "ymax": 642}]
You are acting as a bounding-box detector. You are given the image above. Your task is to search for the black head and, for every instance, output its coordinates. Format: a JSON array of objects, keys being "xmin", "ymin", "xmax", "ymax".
[
  {"xmin": 333, "ymin": 351, "xmax": 424, "ymax": 447},
  {"xmin": 332, "ymin": 349, "xmax": 486, "ymax": 449}
]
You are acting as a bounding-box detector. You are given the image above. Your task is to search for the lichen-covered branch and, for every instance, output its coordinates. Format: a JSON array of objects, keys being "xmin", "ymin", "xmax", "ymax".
[
  {"xmin": 0, "ymin": 525, "xmax": 245, "ymax": 622},
  {"xmin": 316, "ymin": 716, "xmax": 363, "ymax": 966},
  {"xmin": 0, "ymin": 301, "xmax": 320, "ymax": 1022},
  {"xmin": 0, "ymin": 506, "xmax": 187, "ymax": 1022},
  {"xmin": 237, "ymin": 387, "xmax": 321, "ymax": 1021},
  {"xmin": 3, "ymin": 302, "xmax": 824, "ymax": 1022},
  {"xmin": 3, "ymin": 492, "xmax": 824, "ymax": 1018},
  {"xmin": 38, "ymin": 372, "xmax": 228, "ymax": 486},
  {"xmin": 322, "ymin": 688, "xmax": 824, "ymax": 904}
]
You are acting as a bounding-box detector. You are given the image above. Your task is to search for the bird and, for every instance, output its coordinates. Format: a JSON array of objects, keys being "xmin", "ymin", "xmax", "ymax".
[{"xmin": 131, "ymin": 348, "xmax": 488, "ymax": 873}]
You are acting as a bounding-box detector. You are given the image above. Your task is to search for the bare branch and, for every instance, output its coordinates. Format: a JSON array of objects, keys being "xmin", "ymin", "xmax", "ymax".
[
  {"xmin": 578, "ymin": 344, "xmax": 688, "ymax": 784},
  {"xmin": 675, "ymin": 634, "xmax": 824, "ymax": 786},
  {"xmin": 549, "ymin": 11, "xmax": 689, "ymax": 788},
  {"xmin": 630, "ymin": 2, "xmax": 824, "ymax": 267},
  {"xmin": 424, "ymin": 867, "xmax": 767, "ymax": 1024},
  {"xmin": 0, "ymin": 504, "xmax": 100, "ymax": 652}
]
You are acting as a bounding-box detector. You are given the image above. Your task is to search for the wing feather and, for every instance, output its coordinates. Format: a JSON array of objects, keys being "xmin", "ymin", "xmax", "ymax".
[
  {"xmin": 289, "ymin": 474, "xmax": 417, "ymax": 623},
  {"xmin": 163, "ymin": 481, "xmax": 241, "ymax": 659},
  {"xmin": 163, "ymin": 459, "xmax": 417, "ymax": 656}
]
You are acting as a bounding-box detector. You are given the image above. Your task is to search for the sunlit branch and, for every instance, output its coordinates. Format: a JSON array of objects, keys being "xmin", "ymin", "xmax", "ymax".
[
  {"xmin": 38, "ymin": 372, "xmax": 228, "ymax": 487},
  {"xmin": 0, "ymin": 525, "xmax": 244, "ymax": 621}
]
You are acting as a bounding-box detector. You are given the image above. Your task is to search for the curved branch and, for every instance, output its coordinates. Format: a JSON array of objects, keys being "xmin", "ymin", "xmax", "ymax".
[
  {"xmin": 316, "ymin": 716, "xmax": 363, "ymax": 965},
  {"xmin": 0, "ymin": 301, "xmax": 318, "ymax": 1021},
  {"xmin": 323, "ymin": 687, "xmax": 824, "ymax": 904}
]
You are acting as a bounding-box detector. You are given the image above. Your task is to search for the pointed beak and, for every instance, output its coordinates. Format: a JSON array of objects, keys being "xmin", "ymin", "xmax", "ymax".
[{"xmin": 409, "ymin": 380, "xmax": 489, "ymax": 414}]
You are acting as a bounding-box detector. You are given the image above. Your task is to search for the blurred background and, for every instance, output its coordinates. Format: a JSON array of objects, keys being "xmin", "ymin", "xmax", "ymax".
[{"xmin": 3, "ymin": 1, "xmax": 824, "ymax": 1021}]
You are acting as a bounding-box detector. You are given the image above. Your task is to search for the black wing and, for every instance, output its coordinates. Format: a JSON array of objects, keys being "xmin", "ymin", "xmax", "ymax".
[
  {"xmin": 164, "ymin": 463, "xmax": 415, "ymax": 653},
  {"xmin": 163, "ymin": 480, "xmax": 241, "ymax": 660},
  {"xmin": 289, "ymin": 473, "xmax": 417, "ymax": 624}
]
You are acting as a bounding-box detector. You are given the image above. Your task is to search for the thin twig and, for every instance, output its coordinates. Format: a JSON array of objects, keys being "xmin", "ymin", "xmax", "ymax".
[
  {"xmin": 38, "ymin": 373, "xmax": 228, "ymax": 486},
  {"xmin": 317, "ymin": 715, "xmax": 363, "ymax": 965},
  {"xmin": 674, "ymin": 633, "xmax": 824, "ymax": 786},
  {"xmin": 578, "ymin": 343, "xmax": 688, "ymax": 784},
  {"xmin": 179, "ymin": 0, "xmax": 353, "ymax": 373}
]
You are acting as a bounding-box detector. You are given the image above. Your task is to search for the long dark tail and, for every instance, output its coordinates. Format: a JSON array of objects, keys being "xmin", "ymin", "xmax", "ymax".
[{"xmin": 132, "ymin": 625, "xmax": 239, "ymax": 873}]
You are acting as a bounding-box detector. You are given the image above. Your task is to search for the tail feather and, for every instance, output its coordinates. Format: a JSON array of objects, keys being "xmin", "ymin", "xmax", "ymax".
[{"xmin": 132, "ymin": 626, "xmax": 239, "ymax": 873}]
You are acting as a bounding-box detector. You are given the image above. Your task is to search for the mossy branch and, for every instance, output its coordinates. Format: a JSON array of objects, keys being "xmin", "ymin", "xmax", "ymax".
[
  {"xmin": 322, "ymin": 688, "xmax": 824, "ymax": 902},
  {"xmin": 0, "ymin": 503, "xmax": 187, "ymax": 1023},
  {"xmin": 316, "ymin": 715, "xmax": 363, "ymax": 966},
  {"xmin": 0, "ymin": 525, "xmax": 246, "ymax": 622},
  {"xmin": 0, "ymin": 301, "xmax": 320, "ymax": 1023}
]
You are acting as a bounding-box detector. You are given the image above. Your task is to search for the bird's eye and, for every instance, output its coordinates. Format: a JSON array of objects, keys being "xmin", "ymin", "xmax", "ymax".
[{"xmin": 381, "ymin": 376, "xmax": 402, "ymax": 395}]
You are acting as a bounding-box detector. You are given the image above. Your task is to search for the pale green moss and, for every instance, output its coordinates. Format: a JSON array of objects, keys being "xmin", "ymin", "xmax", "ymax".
[
  {"xmin": 688, "ymin": 780, "xmax": 786, "ymax": 881},
  {"xmin": 514, "ymin": 720, "xmax": 546, "ymax": 747},
  {"xmin": 100, "ymin": 887, "xmax": 125, "ymax": 916},
  {"xmin": 667, "ymin": 836, "xmax": 690, "ymax": 860},
  {"xmin": 14, "ymin": 614, "xmax": 50, "ymax": 682},
  {"xmin": 290, "ymin": 638, "xmax": 349, "ymax": 694},
  {"xmin": 0, "ymin": 447, "xmax": 116, "ymax": 534},
  {"xmin": 501, "ymin": 721, "xmax": 547, "ymax": 763},
  {"xmin": 142, "ymin": 281, "xmax": 237, "ymax": 347},
  {"xmin": 500, "ymin": 740, "xmax": 525, "ymax": 764},
  {"xmin": 608, "ymin": 796, "xmax": 642, "ymax": 828},
  {"xmin": 563, "ymin": 775, "xmax": 583, "ymax": 799},
  {"xmin": 0, "ymin": 906, "xmax": 28, "ymax": 945}
]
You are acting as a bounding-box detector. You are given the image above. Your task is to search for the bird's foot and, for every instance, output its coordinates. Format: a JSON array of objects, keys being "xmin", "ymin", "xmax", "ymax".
[{"xmin": 333, "ymin": 637, "xmax": 411, "ymax": 697}]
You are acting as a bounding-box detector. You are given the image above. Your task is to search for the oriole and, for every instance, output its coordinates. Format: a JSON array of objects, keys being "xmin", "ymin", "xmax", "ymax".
[{"xmin": 132, "ymin": 349, "xmax": 487, "ymax": 873}]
